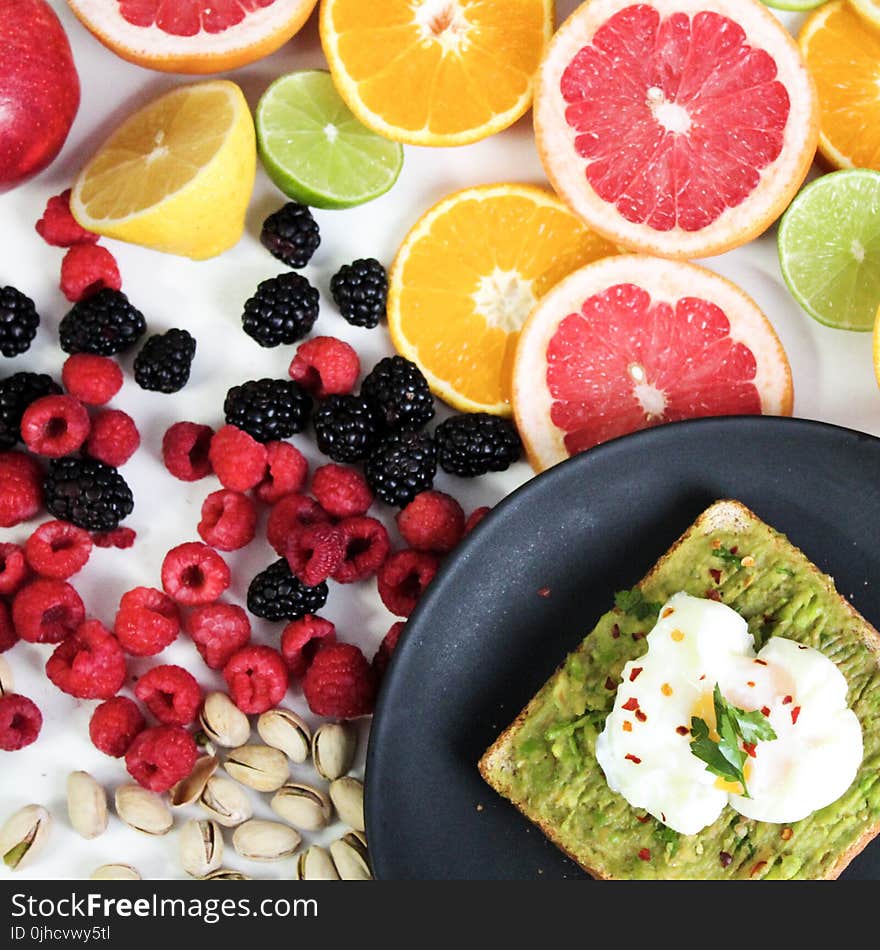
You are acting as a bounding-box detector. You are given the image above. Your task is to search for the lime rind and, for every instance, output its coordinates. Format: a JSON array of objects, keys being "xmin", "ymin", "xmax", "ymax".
[
  {"xmin": 778, "ymin": 169, "xmax": 880, "ymax": 331},
  {"xmin": 761, "ymin": 0, "xmax": 827, "ymax": 10},
  {"xmin": 256, "ymin": 69, "xmax": 404, "ymax": 210}
]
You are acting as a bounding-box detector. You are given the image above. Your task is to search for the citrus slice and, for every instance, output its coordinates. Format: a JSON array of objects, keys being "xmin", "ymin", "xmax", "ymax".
[
  {"xmin": 534, "ymin": 0, "xmax": 820, "ymax": 259},
  {"xmin": 256, "ymin": 70, "xmax": 404, "ymax": 210},
  {"xmin": 70, "ymin": 81, "xmax": 256, "ymax": 261},
  {"xmin": 387, "ymin": 184, "xmax": 618, "ymax": 416},
  {"xmin": 850, "ymin": 0, "xmax": 880, "ymax": 31},
  {"xmin": 874, "ymin": 305, "xmax": 880, "ymax": 389},
  {"xmin": 513, "ymin": 256, "xmax": 793, "ymax": 471},
  {"xmin": 778, "ymin": 169, "xmax": 880, "ymax": 332},
  {"xmin": 320, "ymin": 0, "xmax": 553, "ymax": 146},
  {"xmin": 799, "ymin": 1, "xmax": 880, "ymax": 171},
  {"xmin": 66, "ymin": 0, "xmax": 318, "ymax": 73}
]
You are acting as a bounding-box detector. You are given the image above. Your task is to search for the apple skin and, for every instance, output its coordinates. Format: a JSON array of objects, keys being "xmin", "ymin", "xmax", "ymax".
[{"xmin": 0, "ymin": 0, "xmax": 80, "ymax": 193}]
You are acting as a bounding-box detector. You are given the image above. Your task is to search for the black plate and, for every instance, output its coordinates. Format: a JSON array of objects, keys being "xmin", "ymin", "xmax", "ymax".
[{"xmin": 365, "ymin": 416, "xmax": 880, "ymax": 880}]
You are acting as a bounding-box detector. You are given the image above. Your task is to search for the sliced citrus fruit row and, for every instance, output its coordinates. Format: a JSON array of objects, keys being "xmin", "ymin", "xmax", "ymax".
[
  {"xmin": 320, "ymin": 0, "xmax": 553, "ymax": 146},
  {"xmin": 513, "ymin": 256, "xmax": 794, "ymax": 472},
  {"xmin": 778, "ymin": 169, "xmax": 880, "ymax": 332},
  {"xmin": 256, "ymin": 70, "xmax": 404, "ymax": 210},
  {"xmin": 387, "ymin": 184, "xmax": 618, "ymax": 416},
  {"xmin": 799, "ymin": 1, "xmax": 880, "ymax": 171},
  {"xmin": 534, "ymin": 0, "xmax": 820, "ymax": 260},
  {"xmin": 71, "ymin": 81, "xmax": 256, "ymax": 261},
  {"xmin": 67, "ymin": 0, "xmax": 318, "ymax": 73}
]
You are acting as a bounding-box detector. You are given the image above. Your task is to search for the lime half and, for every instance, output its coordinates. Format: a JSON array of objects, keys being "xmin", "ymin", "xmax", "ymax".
[
  {"xmin": 256, "ymin": 70, "xmax": 404, "ymax": 210},
  {"xmin": 778, "ymin": 169, "xmax": 880, "ymax": 331}
]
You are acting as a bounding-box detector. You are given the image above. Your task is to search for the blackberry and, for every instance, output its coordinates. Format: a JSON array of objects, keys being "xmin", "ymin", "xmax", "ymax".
[
  {"xmin": 361, "ymin": 356, "xmax": 435, "ymax": 430},
  {"xmin": 313, "ymin": 395, "xmax": 383, "ymax": 463},
  {"xmin": 224, "ymin": 378, "xmax": 312, "ymax": 443},
  {"xmin": 247, "ymin": 558, "xmax": 328, "ymax": 622},
  {"xmin": 242, "ymin": 273, "xmax": 319, "ymax": 347},
  {"xmin": 260, "ymin": 203, "xmax": 321, "ymax": 269},
  {"xmin": 330, "ymin": 258, "xmax": 386, "ymax": 329},
  {"xmin": 43, "ymin": 456, "xmax": 134, "ymax": 531},
  {"xmin": 435, "ymin": 413, "xmax": 522, "ymax": 477},
  {"xmin": 365, "ymin": 429, "xmax": 436, "ymax": 507},
  {"xmin": 0, "ymin": 287, "xmax": 40, "ymax": 358},
  {"xmin": 59, "ymin": 288, "xmax": 147, "ymax": 356},
  {"xmin": 0, "ymin": 372, "xmax": 61, "ymax": 451},
  {"xmin": 133, "ymin": 328, "xmax": 196, "ymax": 393}
]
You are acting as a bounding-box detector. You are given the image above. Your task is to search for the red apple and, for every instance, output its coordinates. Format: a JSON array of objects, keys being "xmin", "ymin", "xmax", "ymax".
[{"xmin": 0, "ymin": 0, "xmax": 80, "ymax": 192}]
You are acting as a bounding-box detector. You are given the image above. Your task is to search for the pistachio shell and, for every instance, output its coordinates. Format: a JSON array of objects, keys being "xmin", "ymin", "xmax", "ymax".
[
  {"xmin": 330, "ymin": 831, "xmax": 371, "ymax": 881},
  {"xmin": 328, "ymin": 777, "xmax": 365, "ymax": 832},
  {"xmin": 179, "ymin": 818, "xmax": 224, "ymax": 878},
  {"xmin": 0, "ymin": 656, "xmax": 13, "ymax": 697},
  {"xmin": 232, "ymin": 820, "xmax": 300, "ymax": 862},
  {"xmin": 270, "ymin": 783, "xmax": 332, "ymax": 832},
  {"xmin": 295, "ymin": 845, "xmax": 339, "ymax": 881},
  {"xmin": 257, "ymin": 708, "xmax": 311, "ymax": 763},
  {"xmin": 202, "ymin": 868, "xmax": 252, "ymax": 881},
  {"xmin": 171, "ymin": 755, "xmax": 219, "ymax": 807},
  {"xmin": 224, "ymin": 745, "xmax": 288, "ymax": 792},
  {"xmin": 0, "ymin": 805, "xmax": 51, "ymax": 871},
  {"xmin": 66, "ymin": 771, "xmax": 108, "ymax": 840},
  {"xmin": 114, "ymin": 784, "xmax": 173, "ymax": 836},
  {"xmin": 199, "ymin": 776, "xmax": 253, "ymax": 828},
  {"xmin": 312, "ymin": 722, "xmax": 357, "ymax": 781},
  {"xmin": 200, "ymin": 692, "xmax": 250, "ymax": 748},
  {"xmin": 90, "ymin": 864, "xmax": 141, "ymax": 880}
]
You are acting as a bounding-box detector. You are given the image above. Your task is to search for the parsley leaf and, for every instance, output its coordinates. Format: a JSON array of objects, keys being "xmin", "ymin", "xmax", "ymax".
[
  {"xmin": 735, "ymin": 707, "xmax": 777, "ymax": 745},
  {"xmin": 713, "ymin": 545, "xmax": 743, "ymax": 566},
  {"xmin": 614, "ymin": 588, "xmax": 662, "ymax": 621}
]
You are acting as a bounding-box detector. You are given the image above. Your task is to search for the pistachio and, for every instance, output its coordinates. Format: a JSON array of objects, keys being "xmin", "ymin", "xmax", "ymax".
[
  {"xmin": 90, "ymin": 864, "xmax": 141, "ymax": 881},
  {"xmin": 66, "ymin": 771, "xmax": 108, "ymax": 840},
  {"xmin": 0, "ymin": 656, "xmax": 13, "ymax": 697},
  {"xmin": 270, "ymin": 783, "xmax": 332, "ymax": 832},
  {"xmin": 330, "ymin": 831, "xmax": 371, "ymax": 881},
  {"xmin": 232, "ymin": 820, "xmax": 300, "ymax": 862},
  {"xmin": 202, "ymin": 868, "xmax": 252, "ymax": 881},
  {"xmin": 224, "ymin": 745, "xmax": 288, "ymax": 792},
  {"xmin": 171, "ymin": 755, "xmax": 219, "ymax": 807},
  {"xmin": 295, "ymin": 845, "xmax": 339, "ymax": 881},
  {"xmin": 199, "ymin": 776, "xmax": 253, "ymax": 828},
  {"xmin": 0, "ymin": 805, "xmax": 51, "ymax": 871},
  {"xmin": 200, "ymin": 692, "xmax": 250, "ymax": 748},
  {"xmin": 312, "ymin": 722, "xmax": 357, "ymax": 781},
  {"xmin": 328, "ymin": 777, "xmax": 365, "ymax": 832},
  {"xmin": 114, "ymin": 784, "xmax": 173, "ymax": 836},
  {"xmin": 179, "ymin": 819, "xmax": 224, "ymax": 878},
  {"xmin": 257, "ymin": 708, "xmax": 311, "ymax": 763}
]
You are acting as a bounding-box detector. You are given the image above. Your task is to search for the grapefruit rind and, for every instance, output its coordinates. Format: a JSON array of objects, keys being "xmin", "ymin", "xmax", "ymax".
[
  {"xmin": 534, "ymin": 0, "xmax": 820, "ymax": 260},
  {"xmin": 513, "ymin": 255, "xmax": 794, "ymax": 472}
]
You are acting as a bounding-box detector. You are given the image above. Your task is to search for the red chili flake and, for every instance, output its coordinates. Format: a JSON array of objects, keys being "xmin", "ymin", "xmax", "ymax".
[
  {"xmin": 636, "ymin": 814, "xmax": 650, "ymax": 823},
  {"xmin": 631, "ymin": 631, "xmax": 645, "ymax": 641},
  {"xmin": 719, "ymin": 851, "xmax": 733, "ymax": 869},
  {"xmin": 730, "ymin": 546, "xmax": 738, "ymax": 555},
  {"xmin": 622, "ymin": 721, "xmax": 632, "ymax": 733},
  {"xmin": 611, "ymin": 624, "xmax": 620, "ymax": 640},
  {"xmin": 743, "ymin": 742, "xmax": 757, "ymax": 758},
  {"xmin": 625, "ymin": 754, "xmax": 641, "ymax": 764},
  {"xmin": 761, "ymin": 706, "xmax": 771, "ymax": 717},
  {"xmin": 661, "ymin": 812, "xmax": 666, "ymax": 823},
  {"xmin": 750, "ymin": 860, "xmax": 767, "ymax": 878},
  {"xmin": 705, "ymin": 589, "xmax": 722, "ymax": 602},
  {"xmin": 746, "ymin": 681, "xmax": 756, "ymax": 688},
  {"xmin": 699, "ymin": 674, "xmax": 706, "ymax": 681},
  {"xmin": 781, "ymin": 827, "xmax": 793, "ymax": 841},
  {"xmin": 782, "ymin": 695, "xmax": 793, "ymax": 705},
  {"xmin": 635, "ymin": 709, "xmax": 647, "ymax": 723},
  {"xmin": 676, "ymin": 725, "xmax": 690, "ymax": 736},
  {"xmin": 791, "ymin": 706, "xmax": 801, "ymax": 725},
  {"xmin": 629, "ymin": 667, "xmax": 643, "ymax": 682},
  {"xmin": 754, "ymin": 659, "xmax": 768, "ymax": 666},
  {"xmin": 711, "ymin": 539, "xmax": 721, "ymax": 550},
  {"xmin": 709, "ymin": 568, "xmax": 722, "ymax": 584},
  {"xmin": 638, "ymin": 848, "xmax": 651, "ymax": 862},
  {"xmin": 622, "ymin": 698, "xmax": 639, "ymax": 712},
  {"xmin": 661, "ymin": 607, "xmax": 674, "ymax": 618},
  {"xmin": 798, "ymin": 645, "xmax": 807, "ymax": 651},
  {"xmin": 604, "ymin": 676, "xmax": 616, "ymax": 691},
  {"xmin": 537, "ymin": 587, "xmax": 551, "ymax": 598}
]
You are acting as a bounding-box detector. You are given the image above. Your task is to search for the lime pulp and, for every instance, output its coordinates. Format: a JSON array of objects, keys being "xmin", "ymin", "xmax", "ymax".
[{"xmin": 256, "ymin": 70, "xmax": 404, "ymax": 210}]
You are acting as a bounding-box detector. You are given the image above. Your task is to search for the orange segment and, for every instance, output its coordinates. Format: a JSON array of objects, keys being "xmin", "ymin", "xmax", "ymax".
[
  {"xmin": 388, "ymin": 184, "xmax": 618, "ymax": 415},
  {"xmin": 800, "ymin": 1, "xmax": 880, "ymax": 170},
  {"xmin": 320, "ymin": 0, "xmax": 553, "ymax": 146}
]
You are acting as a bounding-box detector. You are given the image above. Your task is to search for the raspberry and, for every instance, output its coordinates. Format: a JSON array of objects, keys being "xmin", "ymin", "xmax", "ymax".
[
  {"xmin": 464, "ymin": 506, "xmax": 491, "ymax": 534},
  {"xmin": 0, "ymin": 602, "xmax": 18, "ymax": 652},
  {"xmin": 60, "ymin": 245, "xmax": 122, "ymax": 302},
  {"xmin": 223, "ymin": 645, "xmax": 289, "ymax": 714},
  {"xmin": 311, "ymin": 464, "xmax": 373, "ymax": 519},
  {"xmin": 12, "ymin": 578, "xmax": 84, "ymax": 643},
  {"xmin": 0, "ymin": 694, "xmax": 42, "ymax": 750},
  {"xmin": 35, "ymin": 190, "xmax": 99, "ymax": 247},
  {"xmin": 209, "ymin": 425, "xmax": 268, "ymax": 492},
  {"xmin": 125, "ymin": 724, "xmax": 198, "ymax": 793},
  {"xmin": 86, "ymin": 409, "xmax": 140, "ymax": 467},
  {"xmin": 280, "ymin": 615, "xmax": 336, "ymax": 679},
  {"xmin": 89, "ymin": 696, "xmax": 145, "ymax": 757},
  {"xmin": 285, "ymin": 522, "xmax": 344, "ymax": 586},
  {"xmin": 266, "ymin": 493, "xmax": 329, "ymax": 556},
  {"xmin": 24, "ymin": 520, "xmax": 93, "ymax": 579},
  {"xmin": 114, "ymin": 587, "xmax": 180, "ymax": 657},
  {"xmin": 162, "ymin": 421, "xmax": 214, "ymax": 482},
  {"xmin": 161, "ymin": 542, "xmax": 230, "ymax": 606},
  {"xmin": 61, "ymin": 354, "xmax": 123, "ymax": 406},
  {"xmin": 255, "ymin": 441, "xmax": 308, "ymax": 504},
  {"xmin": 396, "ymin": 490, "xmax": 465, "ymax": 554},
  {"xmin": 135, "ymin": 664, "xmax": 202, "ymax": 726},
  {"xmin": 373, "ymin": 621, "xmax": 405, "ymax": 680},
  {"xmin": 20, "ymin": 394, "xmax": 90, "ymax": 458},
  {"xmin": 46, "ymin": 619, "xmax": 127, "ymax": 699},
  {"xmin": 288, "ymin": 337, "xmax": 360, "ymax": 398},
  {"xmin": 332, "ymin": 516, "xmax": 390, "ymax": 583},
  {"xmin": 0, "ymin": 451, "xmax": 43, "ymax": 527},
  {"xmin": 302, "ymin": 642, "xmax": 377, "ymax": 718},
  {"xmin": 185, "ymin": 602, "xmax": 251, "ymax": 671},
  {"xmin": 198, "ymin": 490, "xmax": 256, "ymax": 552},
  {"xmin": 0, "ymin": 543, "xmax": 30, "ymax": 596},
  {"xmin": 92, "ymin": 527, "xmax": 136, "ymax": 549},
  {"xmin": 377, "ymin": 549, "xmax": 440, "ymax": 617}
]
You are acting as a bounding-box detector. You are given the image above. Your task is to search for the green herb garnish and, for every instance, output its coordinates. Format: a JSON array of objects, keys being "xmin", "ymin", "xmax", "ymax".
[
  {"xmin": 614, "ymin": 588, "xmax": 662, "ymax": 621},
  {"xmin": 713, "ymin": 545, "xmax": 743, "ymax": 566},
  {"xmin": 689, "ymin": 684, "xmax": 777, "ymax": 797},
  {"xmin": 655, "ymin": 824, "xmax": 680, "ymax": 857}
]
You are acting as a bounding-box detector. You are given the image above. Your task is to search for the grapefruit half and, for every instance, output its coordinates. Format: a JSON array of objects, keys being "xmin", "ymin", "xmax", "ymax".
[
  {"xmin": 534, "ymin": 0, "xmax": 820, "ymax": 259},
  {"xmin": 66, "ymin": 0, "xmax": 318, "ymax": 74},
  {"xmin": 513, "ymin": 256, "xmax": 794, "ymax": 472}
]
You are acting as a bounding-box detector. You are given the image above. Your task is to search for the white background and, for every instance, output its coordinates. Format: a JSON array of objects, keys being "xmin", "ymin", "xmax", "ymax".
[{"xmin": 1, "ymin": 1, "xmax": 878, "ymax": 880}]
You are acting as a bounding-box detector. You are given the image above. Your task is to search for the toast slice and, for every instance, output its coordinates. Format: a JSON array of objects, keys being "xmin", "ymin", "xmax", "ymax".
[{"xmin": 479, "ymin": 500, "xmax": 880, "ymax": 879}]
